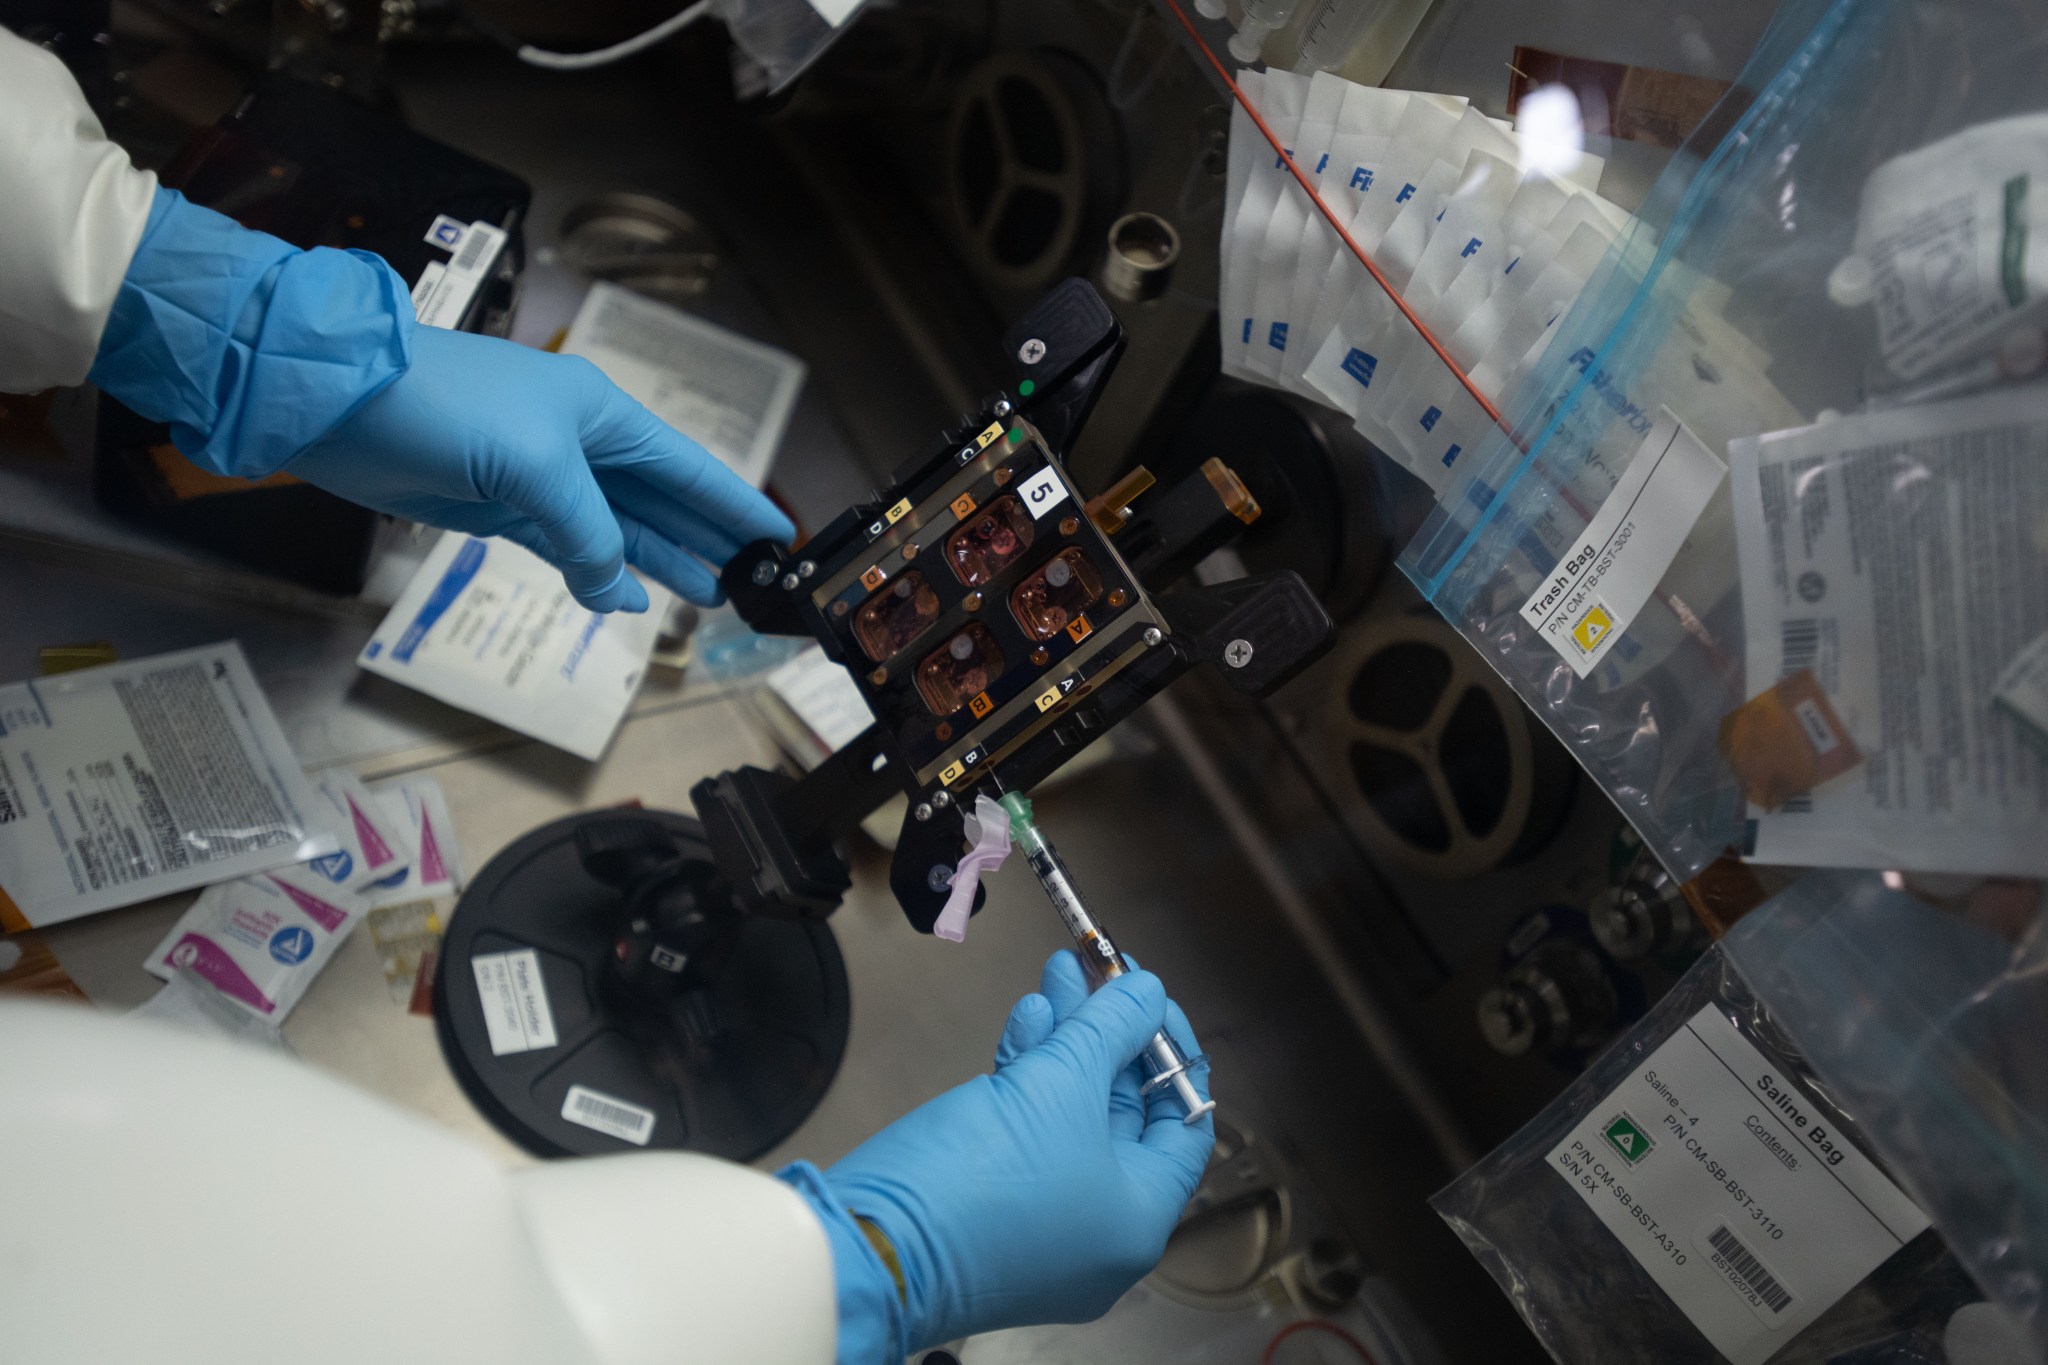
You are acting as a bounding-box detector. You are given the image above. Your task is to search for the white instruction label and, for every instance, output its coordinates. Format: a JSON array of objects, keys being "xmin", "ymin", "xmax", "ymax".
[
  {"xmin": 472, "ymin": 948, "xmax": 558, "ymax": 1056},
  {"xmin": 414, "ymin": 218, "xmax": 506, "ymax": 330},
  {"xmin": 1519, "ymin": 407, "xmax": 1727, "ymax": 677},
  {"xmin": 1729, "ymin": 386, "xmax": 2048, "ymax": 875},
  {"xmin": 1017, "ymin": 464, "xmax": 1070, "ymax": 520},
  {"xmin": 562, "ymin": 1085, "xmax": 657, "ymax": 1145},
  {"xmin": 1549, "ymin": 1005, "xmax": 1929, "ymax": 1365}
]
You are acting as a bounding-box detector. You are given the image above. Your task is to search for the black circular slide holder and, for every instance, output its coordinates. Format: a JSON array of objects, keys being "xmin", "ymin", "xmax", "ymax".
[{"xmin": 436, "ymin": 809, "xmax": 849, "ymax": 1160}]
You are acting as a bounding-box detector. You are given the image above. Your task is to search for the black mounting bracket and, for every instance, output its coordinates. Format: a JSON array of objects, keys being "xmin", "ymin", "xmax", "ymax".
[{"xmin": 693, "ymin": 280, "xmax": 1334, "ymax": 931}]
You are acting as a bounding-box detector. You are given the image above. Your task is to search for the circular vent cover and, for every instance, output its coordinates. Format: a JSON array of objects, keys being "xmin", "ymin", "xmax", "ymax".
[
  {"xmin": 946, "ymin": 51, "xmax": 1123, "ymax": 294},
  {"xmin": 1316, "ymin": 613, "xmax": 1573, "ymax": 879}
]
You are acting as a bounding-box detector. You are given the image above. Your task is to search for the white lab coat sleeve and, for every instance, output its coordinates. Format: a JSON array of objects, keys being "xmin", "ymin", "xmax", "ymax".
[
  {"xmin": 0, "ymin": 29, "xmax": 158, "ymax": 393},
  {"xmin": 0, "ymin": 999, "xmax": 840, "ymax": 1365}
]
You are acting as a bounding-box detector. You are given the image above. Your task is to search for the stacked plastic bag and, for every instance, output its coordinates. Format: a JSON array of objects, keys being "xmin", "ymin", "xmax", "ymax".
[{"xmin": 1217, "ymin": 70, "xmax": 1628, "ymax": 498}]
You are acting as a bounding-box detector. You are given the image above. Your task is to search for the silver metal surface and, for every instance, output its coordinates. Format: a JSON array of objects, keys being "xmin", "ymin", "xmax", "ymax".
[{"xmin": 1150, "ymin": 692, "xmax": 1478, "ymax": 1171}]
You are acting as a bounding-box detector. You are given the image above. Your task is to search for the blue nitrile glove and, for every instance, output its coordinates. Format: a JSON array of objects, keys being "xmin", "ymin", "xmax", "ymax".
[
  {"xmin": 90, "ymin": 186, "xmax": 792, "ymax": 611},
  {"xmin": 779, "ymin": 951, "xmax": 1215, "ymax": 1362},
  {"xmin": 289, "ymin": 324, "xmax": 794, "ymax": 610}
]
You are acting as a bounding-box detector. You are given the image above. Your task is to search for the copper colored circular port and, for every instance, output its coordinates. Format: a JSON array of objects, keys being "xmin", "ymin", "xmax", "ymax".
[
  {"xmin": 902, "ymin": 543, "xmax": 920, "ymax": 561},
  {"xmin": 935, "ymin": 722, "xmax": 954, "ymax": 741},
  {"xmin": 964, "ymin": 592, "xmax": 983, "ymax": 611},
  {"xmin": 1108, "ymin": 588, "xmax": 1128, "ymax": 607},
  {"xmin": 869, "ymin": 667, "xmax": 888, "ymax": 685},
  {"xmin": 994, "ymin": 467, "xmax": 1013, "ymax": 486},
  {"xmin": 832, "ymin": 600, "xmax": 850, "ymax": 617},
  {"xmin": 1031, "ymin": 647, "xmax": 1050, "ymax": 666},
  {"xmin": 1059, "ymin": 516, "xmax": 1079, "ymax": 536}
]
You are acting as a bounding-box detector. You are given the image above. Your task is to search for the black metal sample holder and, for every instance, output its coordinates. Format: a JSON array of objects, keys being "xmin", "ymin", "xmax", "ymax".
[
  {"xmin": 436, "ymin": 280, "xmax": 1335, "ymax": 1159},
  {"xmin": 694, "ymin": 278, "xmax": 1336, "ymax": 934}
]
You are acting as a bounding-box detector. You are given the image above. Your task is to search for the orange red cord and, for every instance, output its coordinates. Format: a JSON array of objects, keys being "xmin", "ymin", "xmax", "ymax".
[
  {"xmin": 1261, "ymin": 1318, "xmax": 1383, "ymax": 1365},
  {"xmin": 1157, "ymin": 0, "xmax": 1513, "ymax": 441}
]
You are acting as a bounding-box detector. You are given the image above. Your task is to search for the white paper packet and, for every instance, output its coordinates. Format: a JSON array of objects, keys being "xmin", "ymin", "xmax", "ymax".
[
  {"xmin": 304, "ymin": 768, "xmax": 415, "ymax": 895},
  {"xmin": 357, "ymin": 534, "xmax": 670, "ymax": 761},
  {"xmin": 1244, "ymin": 72, "xmax": 1352, "ymax": 380},
  {"xmin": 143, "ymin": 869, "xmax": 366, "ymax": 1021},
  {"xmin": 1277, "ymin": 88, "xmax": 1414, "ymax": 397},
  {"xmin": 365, "ymin": 774, "xmax": 467, "ymax": 903},
  {"xmin": 1373, "ymin": 185, "xmax": 1619, "ymax": 488},
  {"xmin": 1352, "ymin": 148, "xmax": 1525, "ymax": 475},
  {"xmin": 1302, "ymin": 111, "xmax": 1518, "ymax": 422},
  {"xmin": 1222, "ymin": 72, "xmax": 1312, "ymax": 377},
  {"xmin": 0, "ymin": 642, "xmax": 339, "ymax": 928},
  {"xmin": 1289, "ymin": 95, "xmax": 1466, "ymax": 398},
  {"xmin": 1218, "ymin": 68, "xmax": 1267, "ymax": 377}
]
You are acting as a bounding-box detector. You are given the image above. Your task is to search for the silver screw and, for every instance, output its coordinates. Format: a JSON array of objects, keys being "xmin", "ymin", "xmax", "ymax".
[
  {"xmin": 781, "ymin": 573, "xmax": 800, "ymax": 591},
  {"xmin": 928, "ymin": 864, "xmax": 955, "ymax": 893},
  {"xmin": 1224, "ymin": 638, "xmax": 1255, "ymax": 668},
  {"xmin": 797, "ymin": 560, "xmax": 817, "ymax": 578},
  {"xmin": 932, "ymin": 790, "xmax": 953, "ymax": 809},
  {"xmin": 994, "ymin": 399, "xmax": 1013, "ymax": 418},
  {"xmin": 1142, "ymin": 627, "xmax": 1163, "ymax": 647},
  {"xmin": 1018, "ymin": 338, "xmax": 1048, "ymax": 365},
  {"xmin": 751, "ymin": 560, "xmax": 778, "ymax": 586},
  {"xmin": 913, "ymin": 803, "xmax": 933, "ymax": 823}
]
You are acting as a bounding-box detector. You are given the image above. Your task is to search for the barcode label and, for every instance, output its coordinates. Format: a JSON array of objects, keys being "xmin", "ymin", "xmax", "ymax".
[
  {"xmin": 1773, "ymin": 618, "xmax": 1824, "ymax": 814},
  {"xmin": 561, "ymin": 1084, "xmax": 656, "ymax": 1145},
  {"xmin": 0, "ymin": 755, "xmax": 17, "ymax": 824},
  {"xmin": 1707, "ymin": 1223, "xmax": 1795, "ymax": 1315},
  {"xmin": 1779, "ymin": 618, "xmax": 1819, "ymax": 679},
  {"xmin": 451, "ymin": 224, "xmax": 493, "ymax": 273},
  {"xmin": 414, "ymin": 219, "xmax": 506, "ymax": 331}
]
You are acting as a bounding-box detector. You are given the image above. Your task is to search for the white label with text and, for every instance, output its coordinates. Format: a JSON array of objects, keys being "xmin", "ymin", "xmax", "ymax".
[
  {"xmin": 472, "ymin": 948, "xmax": 558, "ymax": 1056},
  {"xmin": 1547, "ymin": 1005, "xmax": 1929, "ymax": 1365},
  {"xmin": 1519, "ymin": 408, "xmax": 1726, "ymax": 677},
  {"xmin": 1018, "ymin": 464, "xmax": 1070, "ymax": 520},
  {"xmin": 562, "ymin": 1085, "xmax": 656, "ymax": 1145}
]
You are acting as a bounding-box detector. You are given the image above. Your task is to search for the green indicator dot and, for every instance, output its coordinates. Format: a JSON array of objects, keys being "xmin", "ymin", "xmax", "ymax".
[
  {"xmin": 1017, "ymin": 379, "xmax": 1036, "ymax": 397},
  {"xmin": 1006, "ymin": 427, "xmax": 1026, "ymax": 446}
]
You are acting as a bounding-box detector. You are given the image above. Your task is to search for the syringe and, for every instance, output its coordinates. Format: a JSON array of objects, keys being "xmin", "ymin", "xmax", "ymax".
[{"xmin": 998, "ymin": 791, "xmax": 1216, "ymax": 1124}]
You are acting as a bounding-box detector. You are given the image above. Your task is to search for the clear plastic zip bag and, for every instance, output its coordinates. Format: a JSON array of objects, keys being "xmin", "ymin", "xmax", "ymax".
[
  {"xmin": 1392, "ymin": 0, "xmax": 2048, "ymax": 881},
  {"xmin": 1433, "ymin": 924, "xmax": 1988, "ymax": 1364},
  {"xmin": 1720, "ymin": 871, "xmax": 2048, "ymax": 1359}
]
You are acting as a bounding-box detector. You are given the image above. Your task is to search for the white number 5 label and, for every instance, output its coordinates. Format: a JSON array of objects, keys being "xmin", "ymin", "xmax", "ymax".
[{"xmin": 1019, "ymin": 465, "xmax": 1069, "ymax": 520}]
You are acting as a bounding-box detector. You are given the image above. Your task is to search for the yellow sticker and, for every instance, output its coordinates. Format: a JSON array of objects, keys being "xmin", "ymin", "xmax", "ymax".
[
  {"xmin": 1034, "ymin": 684, "xmax": 1063, "ymax": 714},
  {"xmin": 1571, "ymin": 606, "xmax": 1615, "ymax": 654},
  {"xmin": 885, "ymin": 498, "xmax": 913, "ymax": 525},
  {"xmin": 860, "ymin": 565, "xmax": 887, "ymax": 592},
  {"xmin": 968, "ymin": 691, "xmax": 995, "ymax": 719},
  {"xmin": 950, "ymin": 492, "xmax": 978, "ymax": 521},
  {"xmin": 974, "ymin": 421, "xmax": 1005, "ymax": 450},
  {"xmin": 938, "ymin": 760, "xmax": 965, "ymax": 786}
]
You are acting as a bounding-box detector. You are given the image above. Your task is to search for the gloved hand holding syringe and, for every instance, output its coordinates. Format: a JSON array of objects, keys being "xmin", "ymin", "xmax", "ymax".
[{"xmin": 997, "ymin": 789, "xmax": 1216, "ymax": 1124}]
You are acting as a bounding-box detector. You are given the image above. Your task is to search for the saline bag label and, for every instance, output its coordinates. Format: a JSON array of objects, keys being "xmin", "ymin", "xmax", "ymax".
[{"xmin": 1547, "ymin": 1005, "xmax": 1928, "ymax": 1365}]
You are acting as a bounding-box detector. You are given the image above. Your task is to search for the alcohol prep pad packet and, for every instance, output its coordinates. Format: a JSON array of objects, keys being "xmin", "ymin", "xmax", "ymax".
[
  {"xmin": 0, "ymin": 642, "xmax": 339, "ymax": 929},
  {"xmin": 358, "ymin": 534, "xmax": 671, "ymax": 761},
  {"xmin": 144, "ymin": 870, "xmax": 365, "ymax": 1021}
]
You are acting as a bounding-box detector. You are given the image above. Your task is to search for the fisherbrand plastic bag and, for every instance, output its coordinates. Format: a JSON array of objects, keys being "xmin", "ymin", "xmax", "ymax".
[{"xmin": 1396, "ymin": 0, "xmax": 2048, "ymax": 882}]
